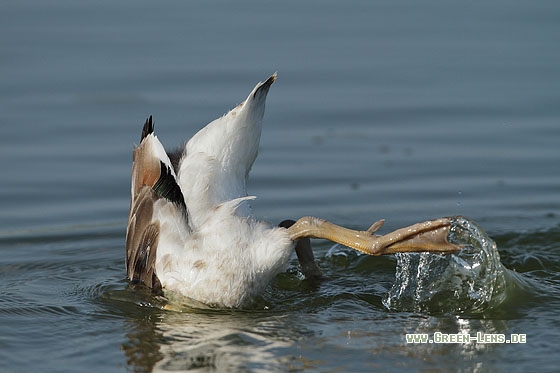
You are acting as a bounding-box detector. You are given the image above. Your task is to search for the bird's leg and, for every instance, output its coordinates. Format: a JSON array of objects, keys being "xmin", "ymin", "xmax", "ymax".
[
  {"xmin": 279, "ymin": 220, "xmax": 323, "ymax": 282},
  {"xmin": 286, "ymin": 216, "xmax": 463, "ymax": 256}
]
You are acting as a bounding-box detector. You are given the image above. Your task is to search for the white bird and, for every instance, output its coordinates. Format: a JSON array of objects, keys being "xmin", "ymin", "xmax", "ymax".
[{"xmin": 126, "ymin": 73, "xmax": 462, "ymax": 308}]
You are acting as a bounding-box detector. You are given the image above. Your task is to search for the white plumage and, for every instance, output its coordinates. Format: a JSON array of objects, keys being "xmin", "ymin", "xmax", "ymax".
[{"xmin": 126, "ymin": 73, "xmax": 462, "ymax": 308}]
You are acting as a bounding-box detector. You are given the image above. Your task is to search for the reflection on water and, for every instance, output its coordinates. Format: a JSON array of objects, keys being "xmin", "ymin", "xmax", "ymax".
[
  {"xmin": 400, "ymin": 314, "xmax": 509, "ymax": 371},
  {"xmin": 120, "ymin": 302, "xmax": 310, "ymax": 372}
]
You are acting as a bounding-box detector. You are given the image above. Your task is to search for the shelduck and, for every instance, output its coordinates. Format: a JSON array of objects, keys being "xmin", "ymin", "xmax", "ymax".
[{"xmin": 125, "ymin": 73, "xmax": 461, "ymax": 308}]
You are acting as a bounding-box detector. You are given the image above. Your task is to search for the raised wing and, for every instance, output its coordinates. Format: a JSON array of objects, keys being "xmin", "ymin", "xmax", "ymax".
[
  {"xmin": 125, "ymin": 116, "xmax": 188, "ymax": 292},
  {"xmin": 176, "ymin": 74, "xmax": 276, "ymax": 225}
]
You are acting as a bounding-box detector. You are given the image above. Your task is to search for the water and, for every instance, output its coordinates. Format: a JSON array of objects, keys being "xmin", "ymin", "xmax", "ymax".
[
  {"xmin": 1, "ymin": 0, "xmax": 559, "ymax": 371},
  {"xmin": 383, "ymin": 217, "xmax": 529, "ymax": 314}
]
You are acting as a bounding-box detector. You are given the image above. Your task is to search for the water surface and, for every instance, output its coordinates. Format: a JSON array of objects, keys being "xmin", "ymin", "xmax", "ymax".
[{"xmin": 1, "ymin": 1, "xmax": 559, "ymax": 371}]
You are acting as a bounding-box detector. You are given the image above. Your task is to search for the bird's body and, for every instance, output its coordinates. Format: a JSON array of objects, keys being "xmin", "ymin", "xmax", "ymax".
[
  {"xmin": 126, "ymin": 73, "xmax": 462, "ymax": 308},
  {"xmin": 127, "ymin": 75, "xmax": 297, "ymax": 307}
]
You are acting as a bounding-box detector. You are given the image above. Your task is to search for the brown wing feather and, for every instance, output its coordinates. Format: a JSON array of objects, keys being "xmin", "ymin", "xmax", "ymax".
[
  {"xmin": 131, "ymin": 145, "xmax": 161, "ymax": 198},
  {"xmin": 126, "ymin": 186, "xmax": 161, "ymax": 292},
  {"xmin": 125, "ymin": 116, "xmax": 178, "ymax": 294}
]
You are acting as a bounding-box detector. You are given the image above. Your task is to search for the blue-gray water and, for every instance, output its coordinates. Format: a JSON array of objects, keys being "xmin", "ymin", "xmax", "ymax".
[{"xmin": 1, "ymin": 1, "xmax": 559, "ymax": 371}]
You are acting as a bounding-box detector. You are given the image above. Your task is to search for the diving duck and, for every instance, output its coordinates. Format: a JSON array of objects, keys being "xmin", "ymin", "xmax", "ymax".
[{"xmin": 126, "ymin": 73, "xmax": 461, "ymax": 308}]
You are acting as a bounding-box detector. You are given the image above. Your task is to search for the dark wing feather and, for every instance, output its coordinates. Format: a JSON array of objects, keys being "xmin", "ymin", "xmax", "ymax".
[
  {"xmin": 141, "ymin": 115, "xmax": 154, "ymax": 142},
  {"xmin": 152, "ymin": 161, "xmax": 187, "ymax": 211},
  {"xmin": 166, "ymin": 146, "xmax": 185, "ymax": 174}
]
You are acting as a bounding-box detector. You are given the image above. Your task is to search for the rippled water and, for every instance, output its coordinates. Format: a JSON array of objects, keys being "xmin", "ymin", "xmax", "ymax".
[{"xmin": 2, "ymin": 1, "xmax": 560, "ymax": 372}]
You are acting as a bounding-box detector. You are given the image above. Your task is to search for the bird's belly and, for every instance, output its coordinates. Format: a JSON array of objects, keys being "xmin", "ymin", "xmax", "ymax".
[{"xmin": 155, "ymin": 223, "xmax": 295, "ymax": 308}]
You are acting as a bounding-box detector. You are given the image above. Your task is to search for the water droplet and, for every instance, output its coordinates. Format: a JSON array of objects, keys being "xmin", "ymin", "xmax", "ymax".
[
  {"xmin": 456, "ymin": 191, "xmax": 463, "ymax": 207},
  {"xmin": 383, "ymin": 217, "xmax": 510, "ymax": 314}
]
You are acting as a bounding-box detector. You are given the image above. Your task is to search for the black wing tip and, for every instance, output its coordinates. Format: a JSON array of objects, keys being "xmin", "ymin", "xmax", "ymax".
[
  {"xmin": 141, "ymin": 115, "xmax": 154, "ymax": 142},
  {"xmin": 253, "ymin": 72, "xmax": 277, "ymax": 99}
]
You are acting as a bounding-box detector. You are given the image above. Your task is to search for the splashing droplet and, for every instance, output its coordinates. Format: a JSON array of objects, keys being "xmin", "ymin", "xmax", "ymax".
[
  {"xmin": 382, "ymin": 217, "xmax": 510, "ymax": 314},
  {"xmin": 456, "ymin": 191, "xmax": 463, "ymax": 207}
]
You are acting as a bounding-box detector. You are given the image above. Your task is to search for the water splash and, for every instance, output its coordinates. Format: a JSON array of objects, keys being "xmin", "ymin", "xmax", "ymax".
[{"xmin": 383, "ymin": 217, "xmax": 512, "ymax": 314}]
